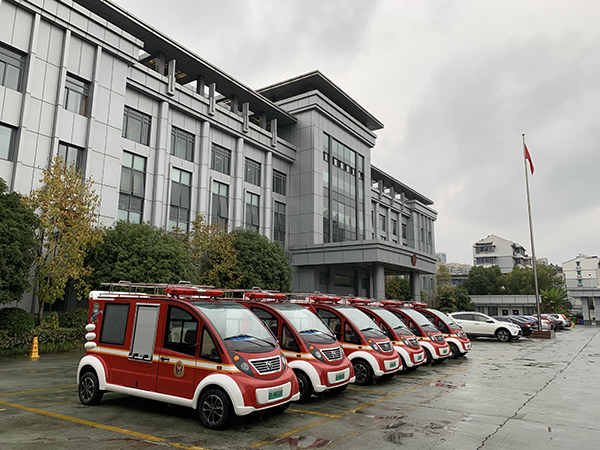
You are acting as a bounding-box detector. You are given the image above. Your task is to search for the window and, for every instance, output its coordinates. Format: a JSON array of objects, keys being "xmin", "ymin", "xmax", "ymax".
[
  {"xmin": 245, "ymin": 158, "xmax": 261, "ymax": 186},
  {"xmin": 122, "ymin": 106, "xmax": 151, "ymax": 145},
  {"xmin": 402, "ymin": 223, "xmax": 407, "ymax": 239},
  {"xmin": 200, "ymin": 328, "xmax": 221, "ymax": 362},
  {"xmin": 344, "ymin": 323, "xmax": 360, "ymax": 344},
  {"xmin": 164, "ymin": 306, "xmax": 198, "ymax": 357},
  {"xmin": 273, "ymin": 201, "xmax": 285, "ymax": 244},
  {"xmin": 118, "ymin": 151, "xmax": 146, "ymax": 223},
  {"xmin": 99, "ymin": 303, "xmax": 130, "ymax": 345},
  {"xmin": 245, "ymin": 192, "xmax": 260, "ymax": 231},
  {"xmin": 281, "ymin": 324, "xmax": 300, "ymax": 352},
  {"xmin": 251, "ymin": 307, "xmax": 279, "ymax": 337},
  {"xmin": 379, "ymin": 214, "xmax": 386, "ymax": 232},
  {"xmin": 58, "ymin": 142, "xmax": 84, "ymax": 172},
  {"xmin": 0, "ymin": 44, "xmax": 25, "ymax": 91},
  {"xmin": 169, "ymin": 167, "xmax": 191, "ymax": 233},
  {"xmin": 211, "ymin": 181, "xmax": 229, "ymax": 227},
  {"xmin": 211, "ymin": 144, "xmax": 231, "ymax": 175},
  {"xmin": 0, "ymin": 124, "xmax": 15, "ymax": 161},
  {"xmin": 391, "ymin": 219, "xmax": 397, "ymax": 236},
  {"xmin": 334, "ymin": 275, "xmax": 354, "ymax": 287},
  {"xmin": 488, "ymin": 306, "xmax": 498, "ymax": 316},
  {"xmin": 273, "ymin": 170, "xmax": 286, "ymax": 195},
  {"xmin": 315, "ymin": 309, "xmax": 341, "ymax": 340},
  {"xmin": 64, "ymin": 74, "xmax": 89, "ymax": 116},
  {"xmin": 171, "ymin": 127, "xmax": 194, "ymax": 162}
]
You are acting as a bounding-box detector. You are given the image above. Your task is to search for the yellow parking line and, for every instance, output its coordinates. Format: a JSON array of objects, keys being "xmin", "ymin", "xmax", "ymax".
[
  {"xmin": 0, "ymin": 399, "xmax": 208, "ymax": 450},
  {"xmin": 288, "ymin": 408, "xmax": 341, "ymax": 418},
  {"xmin": 347, "ymin": 387, "xmax": 397, "ymax": 395},
  {"xmin": 0, "ymin": 384, "xmax": 77, "ymax": 397}
]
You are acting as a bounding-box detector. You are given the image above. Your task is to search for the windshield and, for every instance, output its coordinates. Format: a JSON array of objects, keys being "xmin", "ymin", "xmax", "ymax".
[
  {"xmin": 368, "ymin": 307, "xmax": 414, "ymax": 337},
  {"xmin": 335, "ymin": 305, "xmax": 387, "ymax": 339},
  {"xmin": 192, "ymin": 301, "xmax": 277, "ymax": 353},
  {"xmin": 400, "ymin": 308, "xmax": 439, "ymax": 332},
  {"xmin": 424, "ymin": 308, "xmax": 462, "ymax": 331},
  {"xmin": 271, "ymin": 303, "xmax": 336, "ymax": 344}
]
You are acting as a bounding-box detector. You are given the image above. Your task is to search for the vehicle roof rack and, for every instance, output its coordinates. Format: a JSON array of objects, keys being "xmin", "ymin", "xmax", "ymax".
[{"xmin": 99, "ymin": 281, "xmax": 223, "ymax": 298}]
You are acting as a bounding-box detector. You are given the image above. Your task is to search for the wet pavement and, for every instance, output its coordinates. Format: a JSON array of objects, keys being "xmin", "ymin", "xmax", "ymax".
[{"xmin": 1, "ymin": 326, "xmax": 599, "ymax": 449}]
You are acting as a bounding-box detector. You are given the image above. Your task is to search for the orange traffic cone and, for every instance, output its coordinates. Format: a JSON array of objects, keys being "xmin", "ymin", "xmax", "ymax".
[{"xmin": 29, "ymin": 336, "xmax": 39, "ymax": 359}]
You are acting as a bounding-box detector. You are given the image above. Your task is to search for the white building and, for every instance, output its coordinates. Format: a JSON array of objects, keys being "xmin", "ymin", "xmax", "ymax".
[
  {"xmin": 1, "ymin": 0, "xmax": 438, "ymax": 313},
  {"xmin": 563, "ymin": 254, "xmax": 600, "ymax": 322},
  {"xmin": 473, "ymin": 234, "xmax": 531, "ymax": 274}
]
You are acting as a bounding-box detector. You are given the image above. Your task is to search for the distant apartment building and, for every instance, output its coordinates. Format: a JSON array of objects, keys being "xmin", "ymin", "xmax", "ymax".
[
  {"xmin": 446, "ymin": 262, "xmax": 471, "ymax": 286},
  {"xmin": 563, "ymin": 254, "xmax": 600, "ymax": 323},
  {"xmin": 473, "ymin": 234, "xmax": 531, "ymax": 274},
  {"xmin": 436, "ymin": 252, "xmax": 447, "ymax": 263}
]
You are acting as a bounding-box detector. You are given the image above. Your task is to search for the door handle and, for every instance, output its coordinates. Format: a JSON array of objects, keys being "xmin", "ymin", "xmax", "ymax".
[{"xmin": 160, "ymin": 356, "xmax": 170, "ymax": 362}]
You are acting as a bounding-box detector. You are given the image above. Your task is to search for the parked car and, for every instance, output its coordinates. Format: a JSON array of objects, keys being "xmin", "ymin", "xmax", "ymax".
[
  {"xmin": 78, "ymin": 284, "xmax": 300, "ymax": 430},
  {"xmin": 542, "ymin": 314, "xmax": 563, "ymax": 331},
  {"xmin": 493, "ymin": 316, "xmax": 533, "ymax": 337},
  {"xmin": 353, "ymin": 303, "xmax": 427, "ymax": 370},
  {"xmin": 448, "ymin": 312, "xmax": 522, "ymax": 342},
  {"xmin": 549, "ymin": 313, "xmax": 571, "ymax": 328},
  {"xmin": 304, "ymin": 296, "xmax": 401, "ymax": 385},
  {"xmin": 381, "ymin": 304, "xmax": 451, "ymax": 365},
  {"xmin": 238, "ymin": 292, "xmax": 354, "ymax": 402},
  {"xmin": 522, "ymin": 315, "xmax": 552, "ymax": 331},
  {"xmin": 415, "ymin": 307, "xmax": 472, "ymax": 357}
]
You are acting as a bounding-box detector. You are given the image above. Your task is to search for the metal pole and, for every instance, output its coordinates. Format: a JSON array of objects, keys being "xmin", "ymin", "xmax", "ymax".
[{"xmin": 523, "ymin": 134, "xmax": 542, "ymax": 331}]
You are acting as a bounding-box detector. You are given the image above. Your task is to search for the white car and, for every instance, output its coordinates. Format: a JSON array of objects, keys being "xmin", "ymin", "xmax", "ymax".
[
  {"xmin": 549, "ymin": 313, "xmax": 571, "ymax": 328},
  {"xmin": 448, "ymin": 312, "xmax": 522, "ymax": 342}
]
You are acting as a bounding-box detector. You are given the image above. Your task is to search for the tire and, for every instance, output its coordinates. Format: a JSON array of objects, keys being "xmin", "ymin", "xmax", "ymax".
[
  {"xmin": 422, "ymin": 348, "xmax": 433, "ymax": 366},
  {"xmin": 294, "ymin": 371, "xmax": 313, "ymax": 403},
  {"xmin": 198, "ymin": 388, "xmax": 232, "ymax": 430},
  {"xmin": 270, "ymin": 401, "xmax": 290, "ymax": 414},
  {"xmin": 495, "ymin": 328, "xmax": 511, "ymax": 342},
  {"xmin": 78, "ymin": 371, "xmax": 103, "ymax": 406},
  {"xmin": 352, "ymin": 359, "xmax": 373, "ymax": 386},
  {"xmin": 329, "ymin": 384, "xmax": 348, "ymax": 395},
  {"xmin": 448, "ymin": 342, "xmax": 460, "ymax": 358}
]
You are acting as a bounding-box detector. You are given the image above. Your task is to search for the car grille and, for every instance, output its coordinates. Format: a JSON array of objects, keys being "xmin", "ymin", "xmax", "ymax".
[
  {"xmin": 379, "ymin": 342, "xmax": 393, "ymax": 352},
  {"xmin": 250, "ymin": 356, "xmax": 281, "ymax": 374},
  {"xmin": 408, "ymin": 338, "xmax": 419, "ymax": 348},
  {"xmin": 433, "ymin": 335, "xmax": 445, "ymax": 343},
  {"xmin": 322, "ymin": 347, "xmax": 342, "ymax": 361}
]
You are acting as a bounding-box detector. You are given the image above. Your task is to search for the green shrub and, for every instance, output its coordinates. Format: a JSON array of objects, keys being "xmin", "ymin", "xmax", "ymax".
[
  {"xmin": 42, "ymin": 311, "xmax": 59, "ymax": 330},
  {"xmin": 0, "ymin": 327, "xmax": 85, "ymax": 354},
  {"xmin": 0, "ymin": 307, "xmax": 36, "ymax": 336},
  {"xmin": 59, "ymin": 308, "xmax": 89, "ymax": 330}
]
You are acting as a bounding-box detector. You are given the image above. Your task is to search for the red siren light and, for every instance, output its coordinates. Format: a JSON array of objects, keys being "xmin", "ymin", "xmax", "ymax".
[
  {"xmin": 165, "ymin": 287, "xmax": 224, "ymax": 297},
  {"xmin": 311, "ymin": 295, "xmax": 342, "ymax": 303},
  {"xmin": 346, "ymin": 298, "xmax": 373, "ymax": 305}
]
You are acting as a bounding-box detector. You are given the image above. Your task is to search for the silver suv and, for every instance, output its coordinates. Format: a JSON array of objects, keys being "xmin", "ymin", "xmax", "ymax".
[{"xmin": 448, "ymin": 312, "xmax": 522, "ymax": 342}]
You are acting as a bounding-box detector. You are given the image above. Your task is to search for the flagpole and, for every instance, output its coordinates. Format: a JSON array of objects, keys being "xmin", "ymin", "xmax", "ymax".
[{"xmin": 523, "ymin": 133, "xmax": 542, "ymax": 332}]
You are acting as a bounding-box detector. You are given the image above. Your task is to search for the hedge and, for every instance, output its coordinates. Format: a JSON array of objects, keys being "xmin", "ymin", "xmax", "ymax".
[
  {"xmin": 0, "ymin": 327, "xmax": 86, "ymax": 356},
  {"xmin": 0, "ymin": 307, "xmax": 36, "ymax": 336}
]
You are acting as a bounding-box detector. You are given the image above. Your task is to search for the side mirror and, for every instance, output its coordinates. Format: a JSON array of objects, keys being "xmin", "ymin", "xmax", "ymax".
[{"xmin": 486, "ymin": 319, "xmax": 494, "ymax": 323}]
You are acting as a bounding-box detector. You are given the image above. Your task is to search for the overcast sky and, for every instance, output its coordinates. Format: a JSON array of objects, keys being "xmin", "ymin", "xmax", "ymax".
[{"xmin": 117, "ymin": 0, "xmax": 600, "ymax": 266}]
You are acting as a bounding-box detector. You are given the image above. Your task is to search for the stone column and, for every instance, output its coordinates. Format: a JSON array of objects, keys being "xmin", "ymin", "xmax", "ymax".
[
  {"xmin": 197, "ymin": 121, "xmax": 210, "ymax": 215},
  {"xmin": 232, "ymin": 137, "xmax": 244, "ymax": 229},
  {"xmin": 410, "ymin": 270, "xmax": 421, "ymax": 303}
]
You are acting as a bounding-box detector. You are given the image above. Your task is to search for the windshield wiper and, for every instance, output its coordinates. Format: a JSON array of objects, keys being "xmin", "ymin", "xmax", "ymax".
[
  {"xmin": 300, "ymin": 328, "xmax": 324, "ymax": 334},
  {"xmin": 224, "ymin": 334, "xmax": 275, "ymax": 347},
  {"xmin": 360, "ymin": 327, "xmax": 379, "ymax": 332}
]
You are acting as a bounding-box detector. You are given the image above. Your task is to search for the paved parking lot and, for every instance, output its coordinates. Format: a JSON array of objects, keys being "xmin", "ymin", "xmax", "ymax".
[{"xmin": 1, "ymin": 326, "xmax": 600, "ymax": 450}]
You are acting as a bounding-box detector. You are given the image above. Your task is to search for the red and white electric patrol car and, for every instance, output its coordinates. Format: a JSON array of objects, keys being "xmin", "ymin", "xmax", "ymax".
[
  {"xmin": 77, "ymin": 283, "xmax": 300, "ymax": 430},
  {"xmin": 300, "ymin": 296, "xmax": 401, "ymax": 385},
  {"xmin": 414, "ymin": 306, "xmax": 472, "ymax": 358},
  {"xmin": 237, "ymin": 291, "xmax": 355, "ymax": 402},
  {"xmin": 382, "ymin": 303, "xmax": 451, "ymax": 365},
  {"xmin": 353, "ymin": 302, "xmax": 426, "ymax": 370}
]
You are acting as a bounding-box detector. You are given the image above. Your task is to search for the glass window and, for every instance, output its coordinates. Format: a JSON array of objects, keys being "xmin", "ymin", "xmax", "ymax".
[
  {"xmin": 334, "ymin": 275, "xmax": 354, "ymax": 287},
  {"xmin": 99, "ymin": 303, "xmax": 130, "ymax": 345},
  {"xmin": 169, "ymin": 167, "xmax": 192, "ymax": 233},
  {"xmin": 64, "ymin": 74, "xmax": 90, "ymax": 116},
  {"xmin": 211, "ymin": 144, "xmax": 231, "ymax": 175},
  {"xmin": 118, "ymin": 151, "xmax": 146, "ymax": 223},
  {"xmin": 164, "ymin": 306, "xmax": 198, "ymax": 357},
  {"xmin": 170, "ymin": 127, "xmax": 194, "ymax": 162},
  {"xmin": 57, "ymin": 142, "xmax": 84, "ymax": 173},
  {"xmin": 0, "ymin": 124, "xmax": 15, "ymax": 161},
  {"xmin": 273, "ymin": 170, "xmax": 286, "ymax": 195},
  {"xmin": 379, "ymin": 214, "xmax": 386, "ymax": 232},
  {"xmin": 391, "ymin": 219, "xmax": 397, "ymax": 236},
  {"xmin": 0, "ymin": 44, "xmax": 25, "ymax": 92},
  {"xmin": 281, "ymin": 324, "xmax": 300, "ymax": 352},
  {"xmin": 200, "ymin": 328, "xmax": 221, "ymax": 362},
  {"xmin": 273, "ymin": 201, "xmax": 285, "ymax": 244},
  {"xmin": 402, "ymin": 223, "xmax": 407, "ymax": 239},
  {"xmin": 122, "ymin": 106, "xmax": 151, "ymax": 145},
  {"xmin": 344, "ymin": 323, "xmax": 360, "ymax": 344},
  {"xmin": 245, "ymin": 158, "xmax": 261, "ymax": 186},
  {"xmin": 211, "ymin": 181, "xmax": 229, "ymax": 228},
  {"xmin": 245, "ymin": 192, "xmax": 260, "ymax": 231}
]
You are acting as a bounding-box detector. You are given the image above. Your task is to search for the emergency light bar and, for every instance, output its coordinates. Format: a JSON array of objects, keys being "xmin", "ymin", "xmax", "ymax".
[
  {"xmin": 380, "ymin": 300, "xmax": 402, "ymax": 306},
  {"xmin": 310, "ymin": 295, "xmax": 342, "ymax": 303},
  {"xmin": 164, "ymin": 286, "xmax": 224, "ymax": 297},
  {"xmin": 346, "ymin": 298, "xmax": 373, "ymax": 305},
  {"xmin": 244, "ymin": 292, "xmax": 287, "ymax": 301}
]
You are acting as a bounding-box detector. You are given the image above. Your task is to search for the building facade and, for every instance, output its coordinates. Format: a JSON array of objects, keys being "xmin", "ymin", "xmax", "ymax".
[
  {"xmin": 0, "ymin": 0, "xmax": 437, "ymax": 312},
  {"xmin": 563, "ymin": 254, "xmax": 600, "ymax": 323},
  {"xmin": 473, "ymin": 234, "xmax": 531, "ymax": 274}
]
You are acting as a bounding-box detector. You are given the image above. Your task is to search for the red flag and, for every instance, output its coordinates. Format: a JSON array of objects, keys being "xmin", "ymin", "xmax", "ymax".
[{"xmin": 524, "ymin": 143, "xmax": 534, "ymax": 174}]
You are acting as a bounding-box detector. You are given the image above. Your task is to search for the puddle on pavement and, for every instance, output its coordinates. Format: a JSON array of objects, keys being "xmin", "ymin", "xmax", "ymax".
[
  {"xmin": 430, "ymin": 381, "xmax": 466, "ymax": 389},
  {"xmin": 273, "ymin": 436, "xmax": 332, "ymax": 449}
]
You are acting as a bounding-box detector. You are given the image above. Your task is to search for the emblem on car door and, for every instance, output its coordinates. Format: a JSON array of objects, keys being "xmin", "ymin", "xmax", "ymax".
[{"xmin": 174, "ymin": 360, "xmax": 185, "ymax": 378}]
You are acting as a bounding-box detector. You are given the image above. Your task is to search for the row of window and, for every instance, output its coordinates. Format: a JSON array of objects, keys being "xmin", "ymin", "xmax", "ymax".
[{"xmin": 117, "ymin": 151, "xmax": 286, "ymax": 243}]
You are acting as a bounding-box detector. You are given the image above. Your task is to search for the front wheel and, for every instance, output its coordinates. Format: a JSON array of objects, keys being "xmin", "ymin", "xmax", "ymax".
[
  {"xmin": 198, "ymin": 388, "xmax": 232, "ymax": 430},
  {"xmin": 448, "ymin": 342, "xmax": 460, "ymax": 358},
  {"xmin": 422, "ymin": 348, "xmax": 433, "ymax": 366},
  {"xmin": 79, "ymin": 371, "xmax": 103, "ymax": 406},
  {"xmin": 352, "ymin": 359, "xmax": 373, "ymax": 386},
  {"xmin": 295, "ymin": 371, "xmax": 313, "ymax": 403},
  {"xmin": 495, "ymin": 329, "xmax": 511, "ymax": 342}
]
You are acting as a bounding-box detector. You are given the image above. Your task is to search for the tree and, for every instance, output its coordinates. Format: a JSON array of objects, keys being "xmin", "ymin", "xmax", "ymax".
[
  {"xmin": 0, "ymin": 178, "xmax": 38, "ymax": 304},
  {"xmin": 86, "ymin": 221, "xmax": 196, "ymax": 290},
  {"xmin": 231, "ymin": 229, "xmax": 293, "ymax": 292},
  {"xmin": 499, "ymin": 264, "xmax": 564, "ymax": 295},
  {"xmin": 462, "ymin": 265, "xmax": 503, "ymax": 295},
  {"xmin": 26, "ymin": 156, "xmax": 103, "ymax": 323},
  {"xmin": 435, "ymin": 264, "xmax": 476, "ymax": 312},
  {"xmin": 540, "ymin": 287, "xmax": 572, "ymax": 314},
  {"xmin": 186, "ymin": 214, "xmax": 242, "ymax": 288},
  {"xmin": 385, "ymin": 275, "xmax": 411, "ymax": 300}
]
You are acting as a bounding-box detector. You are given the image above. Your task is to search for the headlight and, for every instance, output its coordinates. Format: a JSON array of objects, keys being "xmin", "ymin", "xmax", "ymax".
[
  {"xmin": 308, "ymin": 345, "xmax": 324, "ymax": 361},
  {"xmin": 231, "ymin": 353, "xmax": 254, "ymax": 376},
  {"xmin": 280, "ymin": 352, "xmax": 287, "ymax": 365},
  {"xmin": 367, "ymin": 339, "xmax": 381, "ymax": 353}
]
